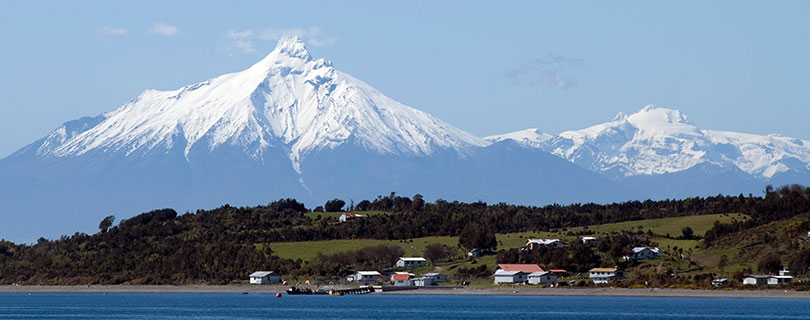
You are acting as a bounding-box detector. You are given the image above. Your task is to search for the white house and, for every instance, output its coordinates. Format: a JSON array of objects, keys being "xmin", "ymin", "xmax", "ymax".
[
  {"xmin": 630, "ymin": 247, "xmax": 661, "ymax": 260},
  {"xmin": 392, "ymin": 272, "xmax": 412, "ymax": 286},
  {"xmin": 423, "ymin": 273, "xmax": 448, "ymax": 283},
  {"xmin": 396, "ymin": 257, "xmax": 427, "ymax": 268},
  {"xmin": 353, "ymin": 271, "xmax": 382, "ymax": 283},
  {"xmin": 249, "ymin": 271, "xmax": 281, "ymax": 284},
  {"xmin": 581, "ymin": 236, "xmax": 597, "ymax": 246},
  {"xmin": 744, "ymin": 270, "xmax": 793, "ymax": 285},
  {"xmin": 338, "ymin": 212, "xmax": 364, "ymax": 222},
  {"xmin": 526, "ymin": 239, "xmax": 563, "ymax": 249},
  {"xmin": 528, "ymin": 271, "xmax": 557, "ymax": 285},
  {"xmin": 494, "ymin": 270, "xmax": 528, "ymax": 284},
  {"xmin": 742, "ymin": 275, "xmax": 769, "ymax": 285},
  {"xmin": 494, "ymin": 264, "xmax": 543, "ymax": 284},
  {"xmin": 589, "ymin": 267, "xmax": 624, "ymax": 284}
]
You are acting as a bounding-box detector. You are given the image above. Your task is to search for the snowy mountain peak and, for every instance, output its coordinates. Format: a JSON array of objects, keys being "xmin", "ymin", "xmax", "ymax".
[
  {"xmin": 484, "ymin": 128, "xmax": 552, "ymax": 148},
  {"xmin": 491, "ymin": 105, "xmax": 810, "ymax": 181},
  {"xmin": 272, "ymin": 36, "xmax": 311, "ymax": 61},
  {"xmin": 628, "ymin": 105, "xmax": 693, "ymax": 127},
  {"xmin": 31, "ymin": 38, "xmax": 487, "ymax": 175}
]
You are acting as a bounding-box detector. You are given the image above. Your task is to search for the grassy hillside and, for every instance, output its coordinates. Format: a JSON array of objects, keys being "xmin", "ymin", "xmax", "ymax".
[
  {"xmin": 569, "ymin": 213, "xmax": 748, "ymax": 237},
  {"xmin": 269, "ymin": 214, "xmax": 745, "ymax": 261}
]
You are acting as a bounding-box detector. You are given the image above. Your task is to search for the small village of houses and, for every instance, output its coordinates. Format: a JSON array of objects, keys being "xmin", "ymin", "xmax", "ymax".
[{"xmin": 246, "ymin": 234, "xmax": 796, "ymax": 291}]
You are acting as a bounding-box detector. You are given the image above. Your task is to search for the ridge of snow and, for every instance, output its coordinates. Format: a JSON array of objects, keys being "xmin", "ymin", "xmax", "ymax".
[
  {"xmin": 484, "ymin": 128, "xmax": 552, "ymax": 148},
  {"xmin": 491, "ymin": 105, "xmax": 810, "ymax": 179},
  {"xmin": 36, "ymin": 37, "xmax": 488, "ymax": 172}
]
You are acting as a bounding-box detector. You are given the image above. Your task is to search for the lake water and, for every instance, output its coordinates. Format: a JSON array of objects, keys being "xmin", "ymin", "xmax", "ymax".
[{"xmin": 1, "ymin": 293, "xmax": 809, "ymax": 319}]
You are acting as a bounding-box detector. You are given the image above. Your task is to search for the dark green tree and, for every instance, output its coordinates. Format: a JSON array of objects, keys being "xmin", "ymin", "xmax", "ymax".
[
  {"xmin": 98, "ymin": 215, "xmax": 115, "ymax": 233},
  {"xmin": 324, "ymin": 199, "xmax": 346, "ymax": 212},
  {"xmin": 458, "ymin": 222, "xmax": 496, "ymax": 252},
  {"xmin": 757, "ymin": 253, "xmax": 782, "ymax": 274}
]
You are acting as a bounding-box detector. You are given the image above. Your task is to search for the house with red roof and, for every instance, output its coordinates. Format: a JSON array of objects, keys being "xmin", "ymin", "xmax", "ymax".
[{"xmin": 494, "ymin": 264, "xmax": 544, "ymax": 284}]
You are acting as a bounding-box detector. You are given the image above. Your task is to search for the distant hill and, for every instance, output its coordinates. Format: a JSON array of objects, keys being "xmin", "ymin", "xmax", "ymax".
[{"xmin": 1, "ymin": 186, "xmax": 808, "ymax": 285}]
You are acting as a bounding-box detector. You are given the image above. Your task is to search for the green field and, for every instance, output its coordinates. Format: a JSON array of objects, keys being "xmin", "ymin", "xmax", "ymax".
[
  {"xmin": 267, "ymin": 213, "xmax": 747, "ymax": 262},
  {"xmin": 569, "ymin": 213, "xmax": 748, "ymax": 237}
]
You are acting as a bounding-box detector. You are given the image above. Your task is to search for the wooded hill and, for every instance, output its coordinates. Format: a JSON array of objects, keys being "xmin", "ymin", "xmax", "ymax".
[{"xmin": 0, "ymin": 185, "xmax": 808, "ymax": 285}]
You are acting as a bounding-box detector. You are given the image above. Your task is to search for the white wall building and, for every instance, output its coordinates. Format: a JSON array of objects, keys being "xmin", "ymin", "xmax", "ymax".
[
  {"xmin": 526, "ymin": 239, "xmax": 563, "ymax": 249},
  {"xmin": 423, "ymin": 273, "xmax": 448, "ymax": 283},
  {"xmin": 494, "ymin": 270, "xmax": 528, "ymax": 284},
  {"xmin": 743, "ymin": 270, "xmax": 793, "ymax": 285},
  {"xmin": 353, "ymin": 271, "xmax": 382, "ymax": 283},
  {"xmin": 338, "ymin": 212, "xmax": 364, "ymax": 222},
  {"xmin": 528, "ymin": 271, "xmax": 557, "ymax": 285},
  {"xmin": 249, "ymin": 271, "xmax": 281, "ymax": 284},
  {"xmin": 396, "ymin": 257, "xmax": 427, "ymax": 268},
  {"xmin": 630, "ymin": 247, "xmax": 661, "ymax": 260},
  {"xmin": 589, "ymin": 268, "xmax": 624, "ymax": 284}
]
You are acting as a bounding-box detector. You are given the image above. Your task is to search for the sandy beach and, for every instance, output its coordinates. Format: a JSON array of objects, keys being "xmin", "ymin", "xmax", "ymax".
[{"xmin": 1, "ymin": 285, "xmax": 808, "ymax": 299}]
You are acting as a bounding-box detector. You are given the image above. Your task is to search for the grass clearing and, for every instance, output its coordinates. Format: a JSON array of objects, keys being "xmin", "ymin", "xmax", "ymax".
[{"xmin": 569, "ymin": 213, "xmax": 748, "ymax": 237}]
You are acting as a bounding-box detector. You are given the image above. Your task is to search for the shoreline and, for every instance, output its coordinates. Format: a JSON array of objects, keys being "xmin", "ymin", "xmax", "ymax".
[{"xmin": 1, "ymin": 285, "xmax": 809, "ymax": 299}]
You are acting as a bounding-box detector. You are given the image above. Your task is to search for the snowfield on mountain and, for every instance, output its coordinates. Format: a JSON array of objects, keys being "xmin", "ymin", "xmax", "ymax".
[{"xmin": 0, "ymin": 38, "xmax": 627, "ymax": 242}]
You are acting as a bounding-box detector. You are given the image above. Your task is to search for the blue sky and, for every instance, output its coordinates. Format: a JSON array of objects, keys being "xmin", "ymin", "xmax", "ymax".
[{"xmin": 1, "ymin": 1, "xmax": 808, "ymax": 157}]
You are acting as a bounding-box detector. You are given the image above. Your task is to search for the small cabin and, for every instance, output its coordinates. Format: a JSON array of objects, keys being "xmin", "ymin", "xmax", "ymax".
[
  {"xmin": 249, "ymin": 271, "xmax": 281, "ymax": 284},
  {"xmin": 494, "ymin": 270, "xmax": 527, "ymax": 284},
  {"xmin": 630, "ymin": 247, "xmax": 661, "ymax": 260},
  {"xmin": 589, "ymin": 267, "xmax": 624, "ymax": 284},
  {"xmin": 525, "ymin": 239, "xmax": 563, "ymax": 250},
  {"xmin": 528, "ymin": 271, "xmax": 557, "ymax": 285},
  {"xmin": 352, "ymin": 270, "xmax": 382, "ymax": 283},
  {"xmin": 396, "ymin": 257, "xmax": 427, "ymax": 269},
  {"xmin": 423, "ymin": 272, "xmax": 448, "ymax": 283},
  {"xmin": 338, "ymin": 212, "xmax": 364, "ymax": 222}
]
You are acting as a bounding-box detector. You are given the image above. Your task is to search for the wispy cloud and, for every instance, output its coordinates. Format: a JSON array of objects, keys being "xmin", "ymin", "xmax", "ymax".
[
  {"xmin": 149, "ymin": 22, "xmax": 181, "ymax": 37},
  {"xmin": 98, "ymin": 26, "xmax": 127, "ymax": 36},
  {"xmin": 507, "ymin": 54, "xmax": 584, "ymax": 90},
  {"xmin": 226, "ymin": 30, "xmax": 255, "ymax": 53},
  {"xmin": 224, "ymin": 26, "xmax": 337, "ymax": 55}
]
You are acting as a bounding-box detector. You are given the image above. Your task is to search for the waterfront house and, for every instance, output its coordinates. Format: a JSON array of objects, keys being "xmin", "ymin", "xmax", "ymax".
[
  {"xmin": 396, "ymin": 257, "xmax": 427, "ymax": 268},
  {"xmin": 528, "ymin": 271, "xmax": 557, "ymax": 285},
  {"xmin": 743, "ymin": 270, "xmax": 793, "ymax": 285},
  {"xmin": 496, "ymin": 264, "xmax": 545, "ymax": 273},
  {"xmin": 423, "ymin": 272, "xmax": 448, "ymax": 283},
  {"xmin": 338, "ymin": 212, "xmax": 364, "ymax": 222},
  {"xmin": 392, "ymin": 272, "xmax": 412, "ymax": 286},
  {"xmin": 589, "ymin": 267, "xmax": 624, "ymax": 284},
  {"xmin": 494, "ymin": 270, "xmax": 528, "ymax": 284},
  {"xmin": 712, "ymin": 278, "xmax": 728, "ymax": 287},
  {"xmin": 353, "ymin": 271, "xmax": 382, "ymax": 283},
  {"xmin": 249, "ymin": 271, "xmax": 281, "ymax": 284},
  {"xmin": 525, "ymin": 239, "xmax": 563, "ymax": 249},
  {"xmin": 630, "ymin": 247, "xmax": 661, "ymax": 260}
]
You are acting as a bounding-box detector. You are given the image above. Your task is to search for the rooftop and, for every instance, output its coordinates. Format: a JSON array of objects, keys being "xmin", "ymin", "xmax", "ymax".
[
  {"xmin": 249, "ymin": 271, "xmax": 276, "ymax": 277},
  {"xmin": 497, "ymin": 264, "xmax": 544, "ymax": 273}
]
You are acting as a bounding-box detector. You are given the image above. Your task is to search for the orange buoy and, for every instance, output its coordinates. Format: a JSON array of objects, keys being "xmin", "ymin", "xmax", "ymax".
[{"xmin": 276, "ymin": 292, "xmax": 282, "ymax": 298}]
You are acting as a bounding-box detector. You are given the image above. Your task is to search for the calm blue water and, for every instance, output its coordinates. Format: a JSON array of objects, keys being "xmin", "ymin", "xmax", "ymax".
[{"xmin": 1, "ymin": 293, "xmax": 809, "ymax": 319}]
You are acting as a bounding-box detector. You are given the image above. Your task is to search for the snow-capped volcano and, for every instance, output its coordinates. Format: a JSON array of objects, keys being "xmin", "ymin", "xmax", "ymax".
[
  {"xmin": 1, "ymin": 38, "xmax": 631, "ymax": 243},
  {"xmin": 37, "ymin": 37, "xmax": 486, "ymax": 172},
  {"xmin": 488, "ymin": 105, "xmax": 810, "ymax": 182}
]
